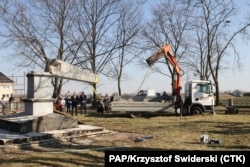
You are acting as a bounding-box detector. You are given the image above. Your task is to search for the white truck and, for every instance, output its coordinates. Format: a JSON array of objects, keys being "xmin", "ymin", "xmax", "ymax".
[
  {"xmin": 110, "ymin": 44, "xmax": 215, "ymax": 117},
  {"xmin": 182, "ymin": 80, "xmax": 214, "ymax": 115}
]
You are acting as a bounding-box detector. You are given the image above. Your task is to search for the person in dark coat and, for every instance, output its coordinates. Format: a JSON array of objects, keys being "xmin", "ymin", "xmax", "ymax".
[
  {"xmin": 79, "ymin": 92, "xmax": 87, "ymax": 114},
  {"xmin": 71, "ymin": 92, "xmax": 79, "ymax": 116},
  {"xmin": 65, "ymin": 94, "xmax": 72, "ymax": 114},
  {"xmin": 9, "ymin": 94, "xmax": 15, "ymax": 103}
]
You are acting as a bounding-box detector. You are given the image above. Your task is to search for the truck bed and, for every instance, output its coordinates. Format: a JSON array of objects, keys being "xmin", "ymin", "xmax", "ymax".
[{"xmin": 110, "ymin": 95, "xmax": 176, "ymax": 113}]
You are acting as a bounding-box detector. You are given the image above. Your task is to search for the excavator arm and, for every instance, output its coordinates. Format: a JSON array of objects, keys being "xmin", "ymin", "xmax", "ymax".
[{"xmin": 146, "ymin": 44, "xmax": 182, "ymax": 96}]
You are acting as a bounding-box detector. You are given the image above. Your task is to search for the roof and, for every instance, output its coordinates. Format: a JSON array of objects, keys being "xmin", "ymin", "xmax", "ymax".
[{"xmin": 0, "ymin": 72, "xmax": 14, "ymax": 83}]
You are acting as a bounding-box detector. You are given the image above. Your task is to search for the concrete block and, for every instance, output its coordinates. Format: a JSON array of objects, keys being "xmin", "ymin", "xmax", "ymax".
[
  {"xmin": 23, "ymin": 98, "xmax": 54, "ymax": 116},
  {"xmin": 26, "ymin": 72, "xmax": 53, "ymax": 98},
  {"xmin": 46, "ymin": 59, "xmax": 99, "ymax": 83},
  {"xmin": 0, "ymin": 113, "xmax": 78, "ymax": 134}
]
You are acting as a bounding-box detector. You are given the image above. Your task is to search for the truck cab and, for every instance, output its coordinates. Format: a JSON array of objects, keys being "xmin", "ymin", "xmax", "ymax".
[{"xmin": 183, "ymin": 80, "xmax": 214, "ymax": 115}]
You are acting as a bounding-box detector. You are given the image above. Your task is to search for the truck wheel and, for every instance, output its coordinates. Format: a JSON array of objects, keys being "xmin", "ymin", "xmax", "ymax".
[
  {"xmin": 128, "ymin": 112, "xmax": 142, "ymax": 118},
  {"xmin": 190, "ymin": 107, "xmax": 202, "ymax": 115}
]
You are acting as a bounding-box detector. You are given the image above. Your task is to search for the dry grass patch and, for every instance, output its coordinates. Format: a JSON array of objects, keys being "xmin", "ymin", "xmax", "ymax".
[
  {"xmin": 80, "ymin": 107, "xmax": 250, "ymax": 151},
  {"xmin": 0, "ymin": 106, "xmax": 249, "ymax": 166}
]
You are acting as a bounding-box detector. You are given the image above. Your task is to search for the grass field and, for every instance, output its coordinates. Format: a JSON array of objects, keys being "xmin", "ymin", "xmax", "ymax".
[
  {"xmin": 81, "ymin": 107, "xmax": 250, "ymax": 151},
  {"xmin": 0, "ymin": 96, "xmax": 249, "ymax": 166}
]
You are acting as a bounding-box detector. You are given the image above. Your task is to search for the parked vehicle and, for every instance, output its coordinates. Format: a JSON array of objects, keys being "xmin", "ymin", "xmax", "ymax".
[
  {"xmin": 243, "ymin": 92, "xmax": 250, "ymax": 97},
  {"xmin": 110, "ymin": 44, "xmax": 215, "ymax": 117},
  {"xmin": 235, "ymin": 92, "xmax": 243, "ymax": 97}
]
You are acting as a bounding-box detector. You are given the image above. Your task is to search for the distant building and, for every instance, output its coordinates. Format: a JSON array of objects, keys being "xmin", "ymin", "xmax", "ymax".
[{"xmin": 0, "ymin": 72, "xmax": 14, "ymax": 101}]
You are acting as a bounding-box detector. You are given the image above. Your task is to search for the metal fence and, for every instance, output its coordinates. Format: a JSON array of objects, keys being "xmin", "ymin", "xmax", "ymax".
[
  {"xmin": 0, "ymin": 102, "xmax": 25, "ymax": 115},
  {"xmin": 219, "ymin": 98, "xmax": 250, "ymax": 107}
]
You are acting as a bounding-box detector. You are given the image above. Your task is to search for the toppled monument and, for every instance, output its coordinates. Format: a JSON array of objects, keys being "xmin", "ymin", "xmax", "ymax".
[{"xmin": 0, "ymin": 59, "xmax": 98, "ymax": 134}]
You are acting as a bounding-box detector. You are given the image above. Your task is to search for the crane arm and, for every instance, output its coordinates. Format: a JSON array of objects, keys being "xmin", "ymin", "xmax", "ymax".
[{"xmin": 146, "ymin": 44, "xmax": 182, "ymax": 96}]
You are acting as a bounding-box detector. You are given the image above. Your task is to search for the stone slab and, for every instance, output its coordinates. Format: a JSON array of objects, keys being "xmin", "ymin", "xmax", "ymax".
[
  {"xmin": 46, "ymin": 59, "xmax": 99, "ymax": 83},
  {"xmin": 0, "ymin": 113, "xmax": 78, "ymax": 134},
  {"xmin": 0, "ymin": 124, "xmax": 106, "ymax": 146}
]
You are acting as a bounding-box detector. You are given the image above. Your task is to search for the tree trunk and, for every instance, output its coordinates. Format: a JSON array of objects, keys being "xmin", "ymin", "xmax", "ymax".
[
  {"xmin": 52, "ymin": 77, "xmax": 63, "ymax": 98},
  {"xmin": 118, "ymin": 80, "xmax": 121, "ymax": 96},
  {"xmin": 215, "ymin": 82, "xmax": 220, "ymax": 106}
]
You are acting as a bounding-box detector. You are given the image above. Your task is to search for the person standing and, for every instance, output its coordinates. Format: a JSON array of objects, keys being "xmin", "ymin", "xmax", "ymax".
[
  {"xmin": 103, "ymin": 93, "xmax": 110, "ymax": 113},
  {"xmin": 65, "ymin": 93, "xmax": 72, "ymax": 114},
  {"xmin": 71, "ymin": 92, "xmax": 79, "ymax": 116},
  {"xmin": 97, "ymin": 95, "xmax": 104, "ymax": 114},
  {"xmin": 8, "ymin": 94, "xmax": 15, "ymax": 111},
  {"xmin": 55, "ymin": 95, "xmax": 63, "ymax": 112},
  {"xmin": 79, "ymin": 92, "xmax": 87, "ymax": 114},
  {"xmin": 9, "ymin": 94, "xmax": 15, "ymax": 103},
  {"xmin": 1, "ymin": 95, "xmax": 7, "ymax": 114}
]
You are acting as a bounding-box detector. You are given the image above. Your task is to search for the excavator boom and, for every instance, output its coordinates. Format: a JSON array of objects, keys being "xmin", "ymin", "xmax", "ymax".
[{"xmin": 146, "ymin": 44, "xmax": 182, "ymax": 96}]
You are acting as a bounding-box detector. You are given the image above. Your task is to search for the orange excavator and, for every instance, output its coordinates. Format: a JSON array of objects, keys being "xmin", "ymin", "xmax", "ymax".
[{"xmin": 146, "ymin": 44, "xmax": 182, "ymax": 96}]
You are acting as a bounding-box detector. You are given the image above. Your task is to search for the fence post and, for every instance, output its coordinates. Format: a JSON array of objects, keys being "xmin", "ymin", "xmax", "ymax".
[
  {"xmin": 228, "ymin": 98, "xmax": 233, "ymax": 106},
  {"xmin": 212, "ymin": 99, "xmax": 215, "ymax": 115}
]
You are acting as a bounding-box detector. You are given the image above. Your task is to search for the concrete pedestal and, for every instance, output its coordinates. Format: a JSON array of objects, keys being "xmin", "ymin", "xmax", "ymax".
[
  {"xmin": 26, "ymin": 72, "xmax": 53, "ymax": 99},
  {"xmin": 23, "ymin": 98, "xmax": 55, "ymax": 116},
  {"xmin": 22, "ymin": 72, "xmax": 55, "ymax": 117},
  {"xmin": 0, "ymin": 113, "xmax": 78, "ymax": 134},
  {"xmin": 0, "ymin": 60, "xmax": 98, "ymax": 134},
  {"xmin": 24, "ymin": 72, "xmax": 55, "ymax": 116},
  {"xmin": 0, "ymin": 71, "xmax": 78, "ymax": 134}
]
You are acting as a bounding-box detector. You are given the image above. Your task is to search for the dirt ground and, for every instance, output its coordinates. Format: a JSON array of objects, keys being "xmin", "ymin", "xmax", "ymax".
[
  {"xmin": 0, "ymin": 132, "xmax": 140, "ymax": 163},
  {"xmin": 73, "ymin": 132, "xmax": 141, "ymax": 144},
  {"xmin": 63, "ymin": 131, "xmax": 143, "ymax": 149}
]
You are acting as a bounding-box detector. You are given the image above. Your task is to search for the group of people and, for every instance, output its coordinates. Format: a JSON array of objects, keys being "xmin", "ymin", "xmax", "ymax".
[
  {"xmin": 55, "ymin": 91, "xmax": 113, "ymax": 116},
  {"xmin": 1, "ymin": 94, "xmax": 15, "ymax": 113},
  {"xmin": 56, "ymin": 91, "xmax": 88, "ymax": 116},
  {"xmin": 1, "ymin": 94, "xmax": 15, "ymax": 104},
  {"xmin": 96, "ymin": 93, "xmax": 112, "ymax": 114}
]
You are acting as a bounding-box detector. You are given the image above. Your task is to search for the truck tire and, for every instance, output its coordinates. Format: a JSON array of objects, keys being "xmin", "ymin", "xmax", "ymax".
[
  {"xmin": 190, "ymin": 106, "xmax": 202, "ymax": 115},
  {"xmin": 128, "ymin": 112, "xmax": 142, "ymax": 118}
]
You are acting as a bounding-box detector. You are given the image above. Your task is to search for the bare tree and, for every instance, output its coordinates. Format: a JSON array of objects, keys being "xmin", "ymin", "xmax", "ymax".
[
  {"xmin": 190, "ymin": 0, "xmax": 250, "ymax": 105},
  {"xmin": 106, "ymin": 0, "xmax": 143, "ymax": 95},
  {"xmin": 0, "ymin": 0, "xmax": 77, "ymax": 97},
  {"xmin": 185, "ymin": 25, "xmax": 211, "ymax": 80},
  {"xmin": 143, "ymin": 0, "xmax": 192, "ymax": 95},
  {"xmin": 72, "ymin": 0, "xmax": 121, "ymax": 105}
]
